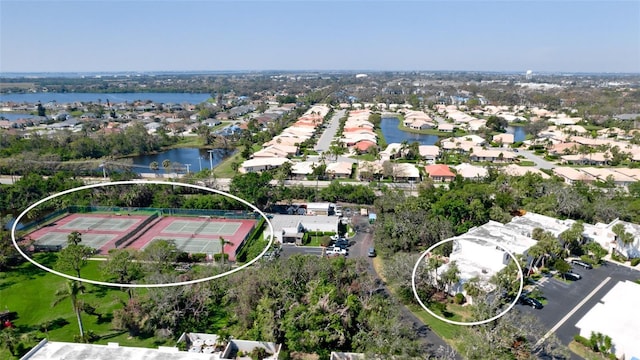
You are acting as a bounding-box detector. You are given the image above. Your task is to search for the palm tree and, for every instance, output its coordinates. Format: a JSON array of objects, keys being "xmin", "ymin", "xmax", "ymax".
[
  {"xmin": 52, "ymin": 281, "xmax": 86, "ymax": 339},
  {"xmin": 219, "ymin": 237, "xmax": 233, "ymax": 264},
  {"xmin": 68, "ymin": 231, "xmax": 82, "ymax": 246},
  {"xmin": 162, "ymin": 159, "xmax": 171, "ymax": 175},
  {"xmin": 149, "ymin": 161, "xmax": 159, "ymax": 177},
  {"xmin": 612, "ymin": 223, "xmax": 634, "ymax": 245}
]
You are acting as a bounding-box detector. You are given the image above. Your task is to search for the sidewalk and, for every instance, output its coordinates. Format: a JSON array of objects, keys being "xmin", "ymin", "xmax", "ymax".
[{"xmin": 602, "ymin": 254, "xmax": 640, "ymax": 271}]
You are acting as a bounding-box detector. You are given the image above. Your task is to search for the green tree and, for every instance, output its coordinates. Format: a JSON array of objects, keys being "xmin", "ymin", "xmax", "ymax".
[
  {"xmin": 149, "ymin": 161, "xmax": 159, "ymax": 177},
  {"xmin": 440, "ymin": 261, "xmax": 460, "ymax": 294},
  {"xmin": 52, "ymin": 281, "xmax": 86, "ymax": 339},
  {"xmin": 36, "ymin": 102, "xmax": 46, "ymax": 117},
  {"xmin": 554, "ymin": 258, "xmax": 571, "ymax": 278},
  {"xmin": 612, "ymin": 223, "xmax": 634, "ymax": 246},
  {"xmin": 0, "ymin": 327, "xmax": 19, "ymax": 357},
  {"xmin": 55, "ymin": 234, "xmax": 94, "ymax": 278},
  {"xmin": 162, "ymin": 159, "xmax": 171, "ymax": 174},
  {"xmin": 102, "ymin": 249, "xmax": 143, "ymax": 299},
  {"xmin": 141, "ymin": 239, "xmax": 179, "ymax": 275}
]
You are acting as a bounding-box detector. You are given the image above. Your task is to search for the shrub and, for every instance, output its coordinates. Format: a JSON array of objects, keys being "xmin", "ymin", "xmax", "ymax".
[
  {"xmin": 580, "ymin": 255, "xmax": 598, "ymax": 265},
  {"xmin": 574, "ymin": 334, "xmax": 591, "ymax": 348},
  {"xmin": 190, "ymin": 253, "xmax": 207, "ymax": 263},
  {"xmin": 213, "ymin": 253, "xmax": 229, "ymax": 262},
  {"xmin": 454, "ymin": 293, "xmax": 465, "ymax": 304},
  {"xmin": 611, "ymin": 252, "xmax": 627, "ymax": 263},
  {"xmin": 630, "ymin": 258, "xmax": 640, "ymax": 267}
]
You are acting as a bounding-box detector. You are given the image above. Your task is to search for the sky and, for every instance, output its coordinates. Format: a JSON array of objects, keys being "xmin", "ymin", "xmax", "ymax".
[{"xmin": 1, "ymin": 0, "xmax": 639, "ymax": 73}]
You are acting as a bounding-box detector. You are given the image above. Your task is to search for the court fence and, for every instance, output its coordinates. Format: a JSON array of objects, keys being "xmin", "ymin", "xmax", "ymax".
[
  {"xmin": 114, "ymin": 212, "xmax": 160, "ymax": 248},
  {"xmin": 235, "ymin": 218, "xmax": 265, "ymax": 263},
  {"xmin": 20, "ymin": 208, "xmax": 70, "ymax": 233},
  {"xmin": 68, "ymin": 205, "xmax": 259, "ymax": 219}
]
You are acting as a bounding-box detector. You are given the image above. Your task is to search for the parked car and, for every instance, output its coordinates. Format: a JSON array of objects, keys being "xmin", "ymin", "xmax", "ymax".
[
  {"xmin": 519, "ymin": 296, "xmax": 543, "ymax": 309},
  {"xmin": 571, "ymin": 259, "xmax": 593, "ymax": 269},
  {"xmin": 563, "ymin": 271, "xmax": 582, "ymax": 281},
  {"xmin": 367, "ymin": 247, "xmax": 376, "ymax": 257},
  {"xmin": 326, "ymin": 247, "xmax": 347, "ymax": 256},
  {"xmin": 335, "ymin": 240, "xmax": 349, "ymax": 249}
]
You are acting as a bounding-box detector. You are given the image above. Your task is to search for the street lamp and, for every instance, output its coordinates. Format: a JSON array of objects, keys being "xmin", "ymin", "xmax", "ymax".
[{"xmin": 208, "ymin": 150, "xmax": 216, "ymax": 173}]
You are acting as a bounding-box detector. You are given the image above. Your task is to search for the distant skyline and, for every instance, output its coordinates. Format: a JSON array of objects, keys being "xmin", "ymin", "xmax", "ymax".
[{"xmin": 1, "ymin": 1, "xmax": 639, "ymax": 74}]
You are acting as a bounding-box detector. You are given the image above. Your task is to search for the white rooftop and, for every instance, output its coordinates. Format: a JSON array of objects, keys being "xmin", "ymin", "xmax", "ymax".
[
  {"xmin": 21, "ymin": 340, "xmax": 216, "ymax": 360},
  {"xmin": 575, "ymin": 280, "xmax": 640, "ymax": 360}
]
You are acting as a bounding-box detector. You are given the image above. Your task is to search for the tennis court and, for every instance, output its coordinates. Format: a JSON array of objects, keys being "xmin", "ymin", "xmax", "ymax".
[
  {"xmin": 144, "ymin": 236, "xmax": 223, "ymax": 254},
  {"xmin": 162, "ymin": 219, "xmax": 241, "ymax": 236},
  {"xmin": 60, "ymin": 216, "xmax": 139, "ymax": 232},
  {"xmin": 127, "ymin": 216, "xmax": 257, "ymax": 261},
  {"xmin": 35, "ymin": 232, "xmax": 117, "ymax": 249},
  {"xmin": 26, "ymin": 213, "xmax": 150, "ymax": 253}
]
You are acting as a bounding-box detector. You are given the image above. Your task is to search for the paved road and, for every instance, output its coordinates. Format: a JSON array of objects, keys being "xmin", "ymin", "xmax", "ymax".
[
  {"xmin": 315, "ymin": 109, "xmax": 346, "ymax": 152},
  {"xmin": 516, "ymin": 149, "xmax": 556, "ymax": 170},
  {"xmin": 518, "ymin": 260, "xmax": 639, "ymax": 358}
]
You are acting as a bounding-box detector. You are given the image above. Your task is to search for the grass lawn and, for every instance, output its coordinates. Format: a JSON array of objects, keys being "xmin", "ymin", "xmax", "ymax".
[
  {"xmin": 568, "ymin": 341, "xmax": 612, "ymax": 360},
  {"xmin": 406, "ymin": 303, "xmax": 464, "ymax": 341},
  {"xmin": 372, "ymin": 256, "xmax": 463, "ymax": 344},
  {"xmin": 0, "ymin": 254, "xmax": 167, "ymax": 359},
  {"xmin": 212, "ymin": 149, "xmax": 244, "ymax": 178},
  {"xmin": 304, "ymin": 235, "xmax": 331, "ymax": 247}
]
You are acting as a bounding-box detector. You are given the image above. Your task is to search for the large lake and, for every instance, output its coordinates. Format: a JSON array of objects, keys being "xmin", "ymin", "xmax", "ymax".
[
  {"xmin": 0, "ymin": 92, "xmax": 211, "ymax": 104},
  {"xmin": 380, "ymin": 117, "xmax": 526, "ymax": 145}
]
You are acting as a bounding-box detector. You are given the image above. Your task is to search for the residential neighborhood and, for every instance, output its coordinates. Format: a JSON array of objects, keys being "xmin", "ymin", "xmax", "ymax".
[{"xmin": 1, "ymin": 70, "xmax": 640, "ymax": 360}]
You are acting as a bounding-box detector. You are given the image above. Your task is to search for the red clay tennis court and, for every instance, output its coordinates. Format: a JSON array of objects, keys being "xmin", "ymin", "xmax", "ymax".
[
  {"xmin": 27, "ymin": 213, "xmax": 148, "ymax": 251},
  {"xmin": 127, "ymin": 216, "xmax": 257, "ymax": 261},
  {"xmin": 26, "ymin": 212, "xmax": 257, "ymax": 261}
]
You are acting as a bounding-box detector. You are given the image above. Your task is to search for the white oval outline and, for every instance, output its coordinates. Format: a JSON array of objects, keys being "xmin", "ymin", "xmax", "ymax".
[
  {"xmin": 411, "ymin": 237, "xmax": 524, "ymax": 326},
  {"xmin": 10, "ymin": 180, "xmax": 274, "ymax": 288}
]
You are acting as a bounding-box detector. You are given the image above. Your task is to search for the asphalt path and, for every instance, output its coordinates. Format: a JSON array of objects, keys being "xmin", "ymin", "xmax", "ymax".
[
  {"xmin": 518, "ymin": 260, "xmax": 639, "ymax": 359},
  {"xmin": 281, "ymin": 215, "xmax": 461, "ymax": 359}
]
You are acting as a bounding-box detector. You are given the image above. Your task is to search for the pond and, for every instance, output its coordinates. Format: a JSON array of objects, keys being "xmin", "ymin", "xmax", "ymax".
[
  {"xmin": 380, "ymin": 117, "xmax": 439, "ymax": 145},
  {"xmin": 380, "ymin": 117, "xmax": 527, "ymax": 144},
  {"xmin": 129, "ymin": 147, "xmax": 232, "ymax": 174}
]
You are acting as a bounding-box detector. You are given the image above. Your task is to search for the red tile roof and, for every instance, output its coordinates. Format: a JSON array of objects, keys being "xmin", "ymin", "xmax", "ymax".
[
  {"xmin": 424, "ymin": 164, "xmax": 455, "ymax": 178},
  {"xmin": 354, "ymin": 140, "xmax": 376, "ymax": 152}
]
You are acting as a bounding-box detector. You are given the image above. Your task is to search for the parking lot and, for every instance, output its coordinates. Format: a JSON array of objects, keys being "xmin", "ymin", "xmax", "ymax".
[{"xmin": 518, "ymin": 260, "xmax": 639, "ymax": 357}]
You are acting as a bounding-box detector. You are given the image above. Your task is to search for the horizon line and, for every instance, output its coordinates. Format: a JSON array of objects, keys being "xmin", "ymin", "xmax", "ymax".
[{"xmin": 2, "ymin": 69, "xmax": 640, "ymax": 76}]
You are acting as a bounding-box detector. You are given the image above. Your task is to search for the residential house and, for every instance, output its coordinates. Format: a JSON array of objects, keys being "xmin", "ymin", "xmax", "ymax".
[
  {"xmin": 580, "ymin": 167, "xmax": 636, "ymax": 187},
  {"xmin": 424, "ymin": 164, "xmax": 456, "ymax": 182},
  {"xmin": 492, "ymin": 133, "xmax": 514, "ymax": 145},
  {"xmin": 438, "ymin": 123, "xmax": 455, "ymax": 132},
  {"xmin": 469, "ymin": 147, "xmax": 516, "ymax": 163},
  {"xmin": 501, "ymin": 164, "xmax": 550, "ymax": 179},
  {"xmin": 326, "ymin": 161, "xmax": 353, "ymax": 179},
  {"xmin": 353, "ymin": 140, "xmax": 377, "ymax": 153},
  {"xmin": 391, "ymin": 163, "xmax": 420, "ymax": 182},
  {"xmin": 418, "ymin": 145, "xmax": 440, "ymax": 163},
  {"xmin": 240, "ymin": 157, "xmax": 290, "ymax": 173},
  {"xmin": 357, "ymin": 161, "xmax": 384, "ymax": 181},
  {"xmin": 453, "ymin": 163, "xmax": 488, "ymax": 180},
  {"xmin": 552, "ymin": 167, "xmax": 596, "ymax": 185}
]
